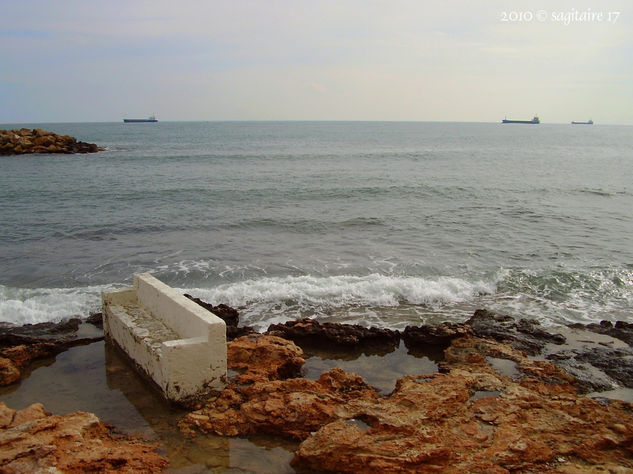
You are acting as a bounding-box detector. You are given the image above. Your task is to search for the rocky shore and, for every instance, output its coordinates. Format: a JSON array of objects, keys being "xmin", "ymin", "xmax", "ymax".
[
  {"xmin": 1, "ymin": 304, "xmax": 632, "ymax": 472},
  {"xmin": 0, "ymin": 402, "xmax": 167, "ymax": 472},
  {"xmin": 0, "ymin": 128, "xmax": 103, "ymax": 155}
]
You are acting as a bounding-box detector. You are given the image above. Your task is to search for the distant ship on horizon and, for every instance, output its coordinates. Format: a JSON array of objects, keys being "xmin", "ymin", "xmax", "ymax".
[
  {"xmin": 123, "ymin": 114, "xmax": 158, "ymax": 123},
  {"xmin": 571, "ymin": 119, "xmax": 593, "ymax": 125},
  {"xmin": 502, "ymin": 115, "xmax": 540, "ymax": 124}
]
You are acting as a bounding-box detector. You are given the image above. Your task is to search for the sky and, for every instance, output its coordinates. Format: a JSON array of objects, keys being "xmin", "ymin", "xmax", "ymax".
[{"xmin": 1, "ymin": 0, "xmax": 632, "ymax": 124}]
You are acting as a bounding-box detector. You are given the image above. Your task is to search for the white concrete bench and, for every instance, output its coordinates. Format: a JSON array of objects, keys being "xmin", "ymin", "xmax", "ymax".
[{"xmin": 102, "ymin": 273, "xmax": 227, "ymax": 402}]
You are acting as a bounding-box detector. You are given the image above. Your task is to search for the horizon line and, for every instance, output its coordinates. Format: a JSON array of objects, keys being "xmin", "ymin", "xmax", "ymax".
[{"xmin": 2, "ymin": 119, "xmax": 631, "ymax": 126}]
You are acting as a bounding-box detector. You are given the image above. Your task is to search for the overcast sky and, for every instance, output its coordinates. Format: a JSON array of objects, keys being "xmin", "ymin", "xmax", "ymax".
[{"xmin": 1, "ymin": 0, "xmax": 632, "ymax": 123}]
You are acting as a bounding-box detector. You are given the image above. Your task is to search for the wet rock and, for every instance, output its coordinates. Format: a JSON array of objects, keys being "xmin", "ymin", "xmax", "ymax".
[
  {"xmin": 0, "ymin": 402, "xmax": 167, "ymax": 472},
  {"xmin": 0, "ymin": 128, "xmax": 103, "ymax": 155},
  {"xmin": 184, "ymin": 295, "xmax": 254, "ymax": 340},
  {"xmin": 536, "ymin": 324, "xmax": 633, "ymax": 394},
  {"xmin": 85, "ymin": 312, "xmax": 104, "ymax": 328},
  {"xmin": 266, "ymin": 318, "xmax": 400, "ymax": 353},
  {"xmin": 570, "ymin": 320, "xmax": 633, "ymax": 347},
  {"xmin": 0, "ymin": 318, "xmax": 82, "ymax": 344},
  {"xmin": 574, "ymin": 348, "xmax": 633, "ymax": 389},
  {"xmin": 466, "ymin": 309, "xmax": 566, "ymax": 355},
  {"xmin": 0, "ymin": 318, "xmax": 104, "ymax": 386},
  {"xmin": 402, "ymin": 321, "xmax": 472, "ymax": 349}
]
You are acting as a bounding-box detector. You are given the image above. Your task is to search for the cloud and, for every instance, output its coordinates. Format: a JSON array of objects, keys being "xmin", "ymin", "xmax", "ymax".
[
  {"xmin": 1, "ymin": 0, "xmax": 632, "ymax": 123},
  {"xmin": 310, "ymin": 82, "xmax": 326, "ymax": 94}
]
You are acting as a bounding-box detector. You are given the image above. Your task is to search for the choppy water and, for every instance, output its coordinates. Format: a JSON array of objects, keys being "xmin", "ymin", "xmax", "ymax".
[{"xmin": 1, "ymin": 121, "xmax": 632, "ymax": 329}]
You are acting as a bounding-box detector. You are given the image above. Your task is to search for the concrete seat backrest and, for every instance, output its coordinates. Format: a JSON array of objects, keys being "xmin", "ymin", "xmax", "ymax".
[{"xmin": 134, "ymin": 273, "xmax": 221, "ymax": 341}]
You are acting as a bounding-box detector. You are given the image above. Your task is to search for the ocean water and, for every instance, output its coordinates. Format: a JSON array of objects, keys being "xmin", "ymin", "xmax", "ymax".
[{"xmin": 1, "ymin": 121, "xmax": 632, "ymax": 330}]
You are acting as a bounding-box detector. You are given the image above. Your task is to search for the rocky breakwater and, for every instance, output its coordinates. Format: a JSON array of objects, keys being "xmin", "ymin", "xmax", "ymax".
[
  {"xmin": 181, "ymin": 312, "xmax": 633, "ymax": 472},
  {"xmin": 0, "ymin": 128, "xmax": 102, "ymax": 155}
]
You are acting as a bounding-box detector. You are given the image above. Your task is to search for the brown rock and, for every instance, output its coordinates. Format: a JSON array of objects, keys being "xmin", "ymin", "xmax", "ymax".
[
  {"xmin": 8, "ymin": 402, "xmax": 48, "ymax": 428},
  {"xmin": 0, "ymin": 402, "xmax": 168, "ymax": 472},
  {"xmin": 180, "ymin": 368, "xmax": 380, "ymax": 440},
  {"xmin": 292, "ymin": 336, "xmax": 633, "ymax": 472},
  {"xmin": 0, "ymin": 358, "xmax": 20, "ymax": 386},
  {"xmin": 33, "ymin": 135, "xmax": 54, "ymax": 147},
  {"xmin": 227, "ymin": 334, "xmax": 305, "ymax": 384},
  {"xmin": 183, "ymin": 330, "xmax": 633, "ymax": 472},
  {"xmin": 0, "ymin": 129, "xmax": 102, "ymax": 155}
]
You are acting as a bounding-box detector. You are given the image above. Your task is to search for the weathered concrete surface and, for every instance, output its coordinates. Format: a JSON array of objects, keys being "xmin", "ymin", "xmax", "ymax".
[
  {"xmin": 103, "ymin": 273, "xmax": 227, "ymax": 402},
  {"xmin": 0, "ymin": 402, "xmax": 167, "ymax": 472},
  {"xmin": 181, "ymin": 332, "xmax": 633, "ymax": 472},
  {"xmin": 0, "ymin": 128, "xmax": 102, "ymax": 155}
]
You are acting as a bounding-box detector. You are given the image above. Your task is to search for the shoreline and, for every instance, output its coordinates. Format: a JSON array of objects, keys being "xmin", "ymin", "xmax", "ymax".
[{"xmin": 1, "ymin": 305, "xmax": 632, "ymax": 471}]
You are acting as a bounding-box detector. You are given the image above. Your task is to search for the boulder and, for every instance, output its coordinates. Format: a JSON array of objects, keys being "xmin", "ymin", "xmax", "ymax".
[{"xmin": 227, "ymin": 334, "xmax": 305, "ymax": 384}]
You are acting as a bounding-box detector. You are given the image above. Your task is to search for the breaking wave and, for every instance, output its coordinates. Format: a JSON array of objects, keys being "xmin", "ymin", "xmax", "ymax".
[
  {"xmin": 0, "ymin": 284, "xmax": 112, "ymax": 326},
  {"xmin": 185, "ymin": 273, "xmax": 497, "ymax": 330}
]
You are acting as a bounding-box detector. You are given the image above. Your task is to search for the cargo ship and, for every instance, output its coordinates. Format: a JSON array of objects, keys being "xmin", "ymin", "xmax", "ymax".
[
  {"xmin": 123, "ymin": 114, "xmax": 158, "ymax": 123},
  {"xmin": 571, "ymin": 119, "xmax": 593, "ymax": 125},
  {"xmin": 502, "ymin": 116, "xmax": 540, "ymax": 124}
]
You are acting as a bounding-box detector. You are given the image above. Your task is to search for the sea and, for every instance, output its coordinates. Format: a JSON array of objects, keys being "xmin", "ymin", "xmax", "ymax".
[{"xmin": 1, "ymin": 121, "xmax": 632, "ymax": 331}]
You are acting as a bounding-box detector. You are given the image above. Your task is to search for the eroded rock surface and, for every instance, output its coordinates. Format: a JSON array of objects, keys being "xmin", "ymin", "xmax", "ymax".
[
  {"xmin": 181, "ymin": 367, "xmax": 379, "ymax": 440},
  {"xmin": 0, "ymin": 128, "xmax": 103, "ymax": 155},
  {"xmin": 297, "ymin": 336, "xmax": 633, "ymax": 472},
  {"xmin": 0, "ymin": 402, "xmax": 167, "ymax": 472},
  {"xmin": 182, "ymin": 332, "xmax": 633, "ymax": 472},
  {"xmin": 227, "ymin": 334, "xmax": 305, "ymax": 384}
]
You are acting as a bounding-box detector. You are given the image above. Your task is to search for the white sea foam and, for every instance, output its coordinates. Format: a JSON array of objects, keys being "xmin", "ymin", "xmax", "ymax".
[
  {"xmin": 0, "ymin": 284, "xmax": 114, "ymax": 325},
  {"xmin": 188, "ymin": 274, "xmax": 494, "ymax": 308},
  {"xmin": 184, "ymin": 273, "xmax": 498, "ymax": 330}
]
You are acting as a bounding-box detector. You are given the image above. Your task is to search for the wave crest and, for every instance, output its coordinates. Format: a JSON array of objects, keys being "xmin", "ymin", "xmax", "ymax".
[
  {"xmin": 0, "ymin": 285, "xmax": 110, "ymax": 325},
  {"xmin": 186, "ymin": 274, "xmax": 497, "ymax": 329}
]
